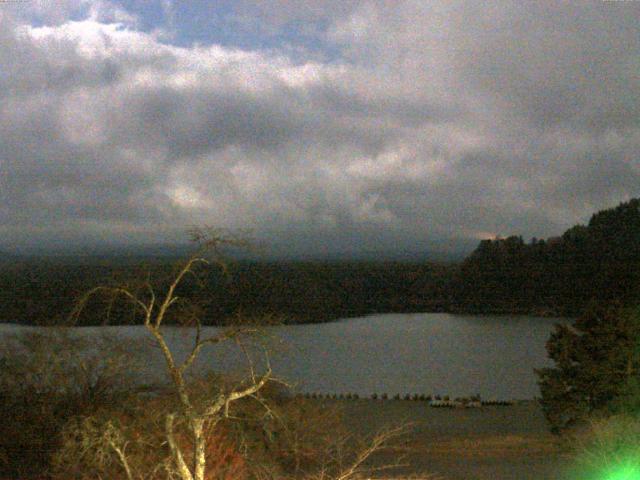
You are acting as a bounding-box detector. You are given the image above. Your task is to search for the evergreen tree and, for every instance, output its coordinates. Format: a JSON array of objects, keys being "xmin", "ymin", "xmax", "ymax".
[{"xmin": 536, "ymin": 302, "xmax": 640, "ymax": 433}]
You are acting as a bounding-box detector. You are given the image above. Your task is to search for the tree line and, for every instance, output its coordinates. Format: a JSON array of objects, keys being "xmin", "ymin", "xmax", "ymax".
[
  {"xmin": 450, "ymin": 198, "xmax": 640, "ymax": 316},
  {"xmin": 0, "ymin": 260, "xmax": 452, "ymax": 325},
  {"xmin": 2, "ymin": 198, "xmax": 640, "ymax": 325}
]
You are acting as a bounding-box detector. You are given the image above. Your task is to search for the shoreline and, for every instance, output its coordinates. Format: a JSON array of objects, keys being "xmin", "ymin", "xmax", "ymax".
[
  {"xmin": 0, "ymin": 308, "xmax": 572, "ymax": 328},
  {"xmin": 326, "ymin": 398, "xmax": 570, "ymax": 480}
]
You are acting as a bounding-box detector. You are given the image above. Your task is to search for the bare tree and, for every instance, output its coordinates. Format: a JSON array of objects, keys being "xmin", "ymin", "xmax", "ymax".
[
  {"xmin": 70, "ymin": 228, "xmax": 273, "ymax": 480},
  {"xmin": 63, "ymin": 228, "xmax": 433, "ymax": 480}
]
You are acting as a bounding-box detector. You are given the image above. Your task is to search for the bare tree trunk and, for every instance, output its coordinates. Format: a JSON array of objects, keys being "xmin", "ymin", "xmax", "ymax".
[
  {"xmin": 166, "ymin": 413, "xmax": 194, "ymax": 480},
  {"xmin": 192, "ymin": 418, "xmax": 206, "ymax": 480}
]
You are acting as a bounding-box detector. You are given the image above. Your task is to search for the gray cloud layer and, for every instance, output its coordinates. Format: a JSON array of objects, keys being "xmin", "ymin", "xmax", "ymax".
[{"xmin": 1, "ymin": 1, "xmax": 639, "ymax": 256}]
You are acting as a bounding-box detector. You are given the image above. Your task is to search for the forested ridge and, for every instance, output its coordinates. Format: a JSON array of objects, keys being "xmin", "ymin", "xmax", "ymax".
[
  {"xmin": 2, "ymin": 198, "xmax": 640, "ymax": 325},
  {"xmin": 450, "ymin": 198, "xmax": 640, "ymax": 316},
  {"xmin": 0, "ymin": 261, "xmax": 451, "ymax": 325}
]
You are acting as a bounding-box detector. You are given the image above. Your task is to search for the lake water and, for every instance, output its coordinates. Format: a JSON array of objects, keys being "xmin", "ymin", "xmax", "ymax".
[{"xmin": 0, "ymin": 313, "xmax": 567, "ymax": 400}]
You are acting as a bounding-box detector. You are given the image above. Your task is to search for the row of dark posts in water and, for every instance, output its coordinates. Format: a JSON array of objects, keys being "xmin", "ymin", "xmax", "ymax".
[{"xmin": 295, "ymin": 392, "xmax": 513, "ymax": 407}]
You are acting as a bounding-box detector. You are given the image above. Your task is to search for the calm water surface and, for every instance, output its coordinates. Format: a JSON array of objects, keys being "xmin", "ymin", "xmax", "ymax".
[{"xmin": 0, "ymin": 313, "xmax": 567, "ymax": 400}]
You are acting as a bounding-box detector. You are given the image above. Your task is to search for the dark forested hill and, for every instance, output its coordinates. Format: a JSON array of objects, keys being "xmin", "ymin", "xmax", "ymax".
[
  {"xmin": 450, "ymin": 198, "xmax": 640, "ymax": 316},
  {"xmin": 3, "ymin": 199, "xmax": 640, "ymax": 325},
  {"xmin": 0, "ymin": 260, "xmax": 453, "ymax": 325}
]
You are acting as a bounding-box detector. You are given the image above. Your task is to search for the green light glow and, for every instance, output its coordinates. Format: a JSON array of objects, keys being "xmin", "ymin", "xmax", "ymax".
[{"xmin": 603, "ymin": 461, "xmax": 640, "ymax": 480}]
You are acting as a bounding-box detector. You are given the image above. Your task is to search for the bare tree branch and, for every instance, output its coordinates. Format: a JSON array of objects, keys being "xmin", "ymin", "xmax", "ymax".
[
  {"xmin": 165, "ymin": 413, "xmax": 194, "ymax": 480},
  {"xmin": 179, "ymin": 327, "xmax": 258, "ymax": 375},
  {"xmin": 65, "ymin": 228, "xmax": 289, "ymax": 480},
  {"xmin": 155, "ymin": 257, "xmax": 209, "ymax": 329},
  {"xmin": 334, "ymin": 424, "xmax": 411, "ymax": 480},
  {"xmin": 70, "ymin": 286, "xmax": 151, "ymax": 325}
]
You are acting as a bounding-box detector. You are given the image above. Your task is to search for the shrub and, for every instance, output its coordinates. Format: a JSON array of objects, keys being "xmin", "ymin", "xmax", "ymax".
[
  {"xmin": 52, "ymin": 378, "xmax": 364, "ymax": 480},
  {"xmin": 0, "ymin": 329, "xmax": 140, "ymax": 479},
  {"xmin": 53, "ymin": 390, "xmax": 249, "ymax": 480}
]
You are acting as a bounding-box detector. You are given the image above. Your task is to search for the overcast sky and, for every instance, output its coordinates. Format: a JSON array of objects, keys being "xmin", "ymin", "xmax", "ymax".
[{"xmin": 1, "ymin": 0, "xmax": 639, "ymax": 257}]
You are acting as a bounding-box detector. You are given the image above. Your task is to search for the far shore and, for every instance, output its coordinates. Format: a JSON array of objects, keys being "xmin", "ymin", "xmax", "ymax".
[{"xmin": 0, "ymin": 307, "xmax": 572, "ymax": 329}]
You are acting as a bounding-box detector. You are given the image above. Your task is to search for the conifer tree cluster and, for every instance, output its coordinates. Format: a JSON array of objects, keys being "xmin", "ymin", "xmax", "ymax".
[
  {"xmin": 536, "ymin": 303, "xmax": 640, "ymax": 433},
  {"xmin": 453, "ymin": 198, "xmax": 640, "ymax": 316}
]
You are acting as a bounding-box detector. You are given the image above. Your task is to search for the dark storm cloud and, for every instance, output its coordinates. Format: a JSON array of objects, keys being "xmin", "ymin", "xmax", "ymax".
[
  {"xmin": 109, "ymin": 86, "xmax": 302, "ymax": 156},
  {"xmin": 453, "ymin": 1, "xmax": 640, "ymax": 134},
  {"xmin": 0, "ymin": 1, "xmax": 639, "ymax": 255}
]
